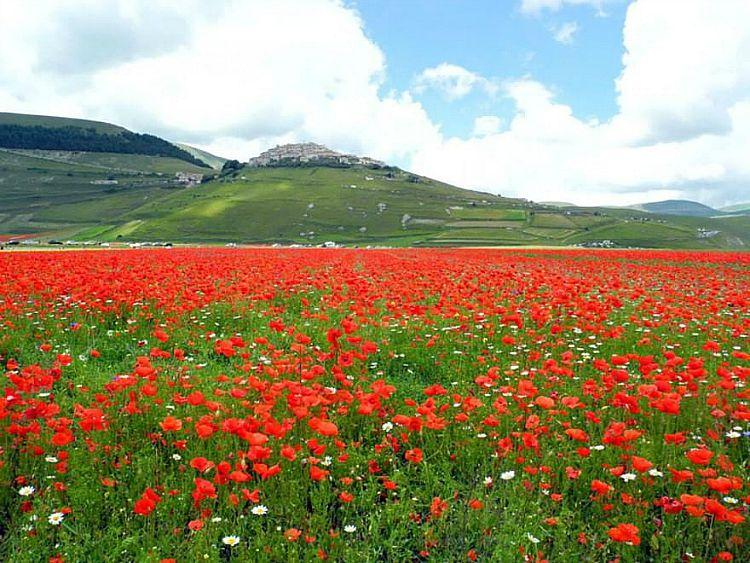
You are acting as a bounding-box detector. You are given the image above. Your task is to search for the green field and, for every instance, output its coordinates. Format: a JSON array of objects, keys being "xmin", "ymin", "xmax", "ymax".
[
  {"xmin": 7, "ymin": 149, "xmax": 210, "ymax": 175},
  {"xmin": 0, "ymin": 149, "xmax": 207, "ymax": 236}
]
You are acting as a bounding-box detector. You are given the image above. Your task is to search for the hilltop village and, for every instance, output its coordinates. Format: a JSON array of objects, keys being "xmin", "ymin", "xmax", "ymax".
[{"xmin": 247, "ymin": 142, "xmax": 385, "ymax": 168}]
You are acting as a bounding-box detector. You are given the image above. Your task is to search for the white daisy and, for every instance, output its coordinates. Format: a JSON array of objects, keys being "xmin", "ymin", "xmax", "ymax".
[
  {"xmin": 620, "ymin": 473, "xmax": 637, "ymax": 482},
  {"xmin": 222, "ymin": 535, "xmax": 240, "ymax": 547},
  {"xmin": 344, "ymin": 525, "xmax": 357, "ymax": 533},
  {"xmin": 251, "ymin": 505, "xmax": 268, "ymax": 516},
  {"xmin": 18, "ymin": 486, "xmax": 35, "ymax": 497},
  {"xmin": 500, "ymin": 471, "xmax": 515, "ymax": 481},
  {"xmin": 381, "ymin": 422, "xmax": 394, "ymax": 432},
  {"xmin": 48, "ymin": 512, "xmax": 65, "ymax": 526}
]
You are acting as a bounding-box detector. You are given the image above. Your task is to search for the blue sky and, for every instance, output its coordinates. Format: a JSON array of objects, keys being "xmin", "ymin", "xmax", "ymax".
[{"xmin": 355, "ymin": 0, "xmax": 627, "ymax": 138}]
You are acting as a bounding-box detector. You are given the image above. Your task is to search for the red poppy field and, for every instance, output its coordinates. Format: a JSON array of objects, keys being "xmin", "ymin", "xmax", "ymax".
[{"xmin": 0, "ymin": 248, "xmax": 748, "ymax": 562}]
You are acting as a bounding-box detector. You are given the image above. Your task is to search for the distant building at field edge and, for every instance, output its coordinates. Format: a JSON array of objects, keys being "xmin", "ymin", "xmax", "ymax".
[{"xmin": 175, "ymin": 171, "xmax": 204, "ymax": 186}]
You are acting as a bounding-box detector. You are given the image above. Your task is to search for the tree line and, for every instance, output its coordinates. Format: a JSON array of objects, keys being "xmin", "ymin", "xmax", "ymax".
[{"xmin": 0, "ymin": 124, "xmax": 209, "ymax": 168}]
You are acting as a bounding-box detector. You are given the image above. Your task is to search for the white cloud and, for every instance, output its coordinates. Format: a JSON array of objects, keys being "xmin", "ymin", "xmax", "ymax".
[
  {"xmin": 520, "ymin": 0, "xmax": 611, "ymax": 16},
  {"xmin": 413, "ymin": 63, "xmax": 497, "ymax": 100},
  {"xmin": 0, "ymin": 0, "xmax": 439, "ymax": 163},
  {"xmin": 552, "ymin": 21, "xmax": 579, "ymax": 44},
  {"xmin": 472, "ymin": 116, "xmax": 503, "ymax": 136},
  {"xmin": 612, "ymin": 0, "xmax": 750, "ymax": 144},
  {"xmin": 410, "ymin": 0, "xmax": 750, "ymax": 207}
]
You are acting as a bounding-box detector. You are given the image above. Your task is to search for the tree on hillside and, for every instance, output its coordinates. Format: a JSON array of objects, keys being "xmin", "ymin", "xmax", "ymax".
[{"xmin": 221, "ymin": 159, "xmax": 242, "ymax": 172}]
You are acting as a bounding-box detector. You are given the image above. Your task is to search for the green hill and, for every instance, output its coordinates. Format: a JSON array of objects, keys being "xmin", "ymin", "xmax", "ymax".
[
  {"xmin": 34, "ymin": 163, "xmax": 743, "ymax": 249},
  {"xmin": 1, "ymin": 150, "xmax": 748, "ymax": 248},
  {"xmin": 0, "ymin": 112, "xmax": 126, "ymax": 134},
  {"xmin": 0, "ymin": 113, "xmax": 747, "ymax": 249},
  {"xmin": 175, "ymin": 143, "xmax": 227, "ymax": 170},
  {"xmin": 91, "ymin": 166, "xmax": 528, "ymax": 245},
  {"xmin": 0, "ymin": 112, "xmax": 208, "ymax": 168},
  {"xmin": 629, "ymin": 199, "xmax": 720, "ymax": 217},
  {"xmin": 720, "ymin": 202, "xmax": 750, "ymax": 214},
  {"xmin": 0, "ymin": 147, "xmax": 210, "ymax": 237}
]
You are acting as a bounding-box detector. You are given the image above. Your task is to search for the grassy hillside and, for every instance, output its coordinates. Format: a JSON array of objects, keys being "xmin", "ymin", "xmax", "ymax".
[
  {"xmin": 88, "ymin": 166, "xmax": 522, "ymax": 244},
  {"xmin": 1, "ymin": 153, "xmax": 747, "ymax": 247},
  {"xmin": 0, "ymin": 112, "xmax": 208, "ymax": 167},
  {"xmin": 630, "ymin": 199, "xmax": 720, "ymax": 217},
  {"xmin": 720, "ymin": 202, "xmax": 750, "ymax": 213},
  {"xmin": 0, "ymin": 112, "xmax": 126, "ymax": 134},
  {"xmin": 0, "ymin": 112, "xmax": 746, "ymax": 248},
  {"xmin": 29, "ymin": 164, "xmax": 741, "ymax": 249},
  {"xmin": 0, "ymin": 148, "xmax": 209, "ymax": 237},
  {"xmin": 175, "ymin": 143, "xmax": 227, "ymax": 170}
]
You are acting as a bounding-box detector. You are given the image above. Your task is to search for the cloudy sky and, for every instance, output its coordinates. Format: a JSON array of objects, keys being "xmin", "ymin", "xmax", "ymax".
[{"xmin": 1, "ymin": 0, "xmax": 749, "ymax": 206}]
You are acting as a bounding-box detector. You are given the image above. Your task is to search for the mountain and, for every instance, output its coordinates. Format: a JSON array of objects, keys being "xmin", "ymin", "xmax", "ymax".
[
  {"xmin": 0, "ymin": 114, "xmax": 748, "ymax": 249},
  {"xmin": 0, "ymin": 112, "xmax": 127, "ymax": 134},
  {"xmin": 0, "ymin": 112, "xmax": 208, "ymax": 168},
  {"xmin": 629, "ymin": 199, "xmax": 720, "ymax": 217},
  {"xmin": 33, "ymin": 158, "xmax": 750, "ymax": 248},
  {"xmin": 175, "ymin": 143, "xmax": 227, "ymax": 170},
  {"xmin": 720, "ymin": 202, "xmax": 750, "ymax": 214}
]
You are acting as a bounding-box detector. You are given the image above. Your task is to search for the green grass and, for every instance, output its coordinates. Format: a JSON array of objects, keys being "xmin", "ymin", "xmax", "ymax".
[
  {"xmin": 5, "ymin": 149, "xmax": 208, "ymax": 175},
  {"xmin": 0, "ymin": 112, "xmax": 126, "ymax": 134},
  {"xmin": 97, "ymin": 167, "xmax": 750, "ymax": 248},
  {"xmin": 175, "ymin": 143, "xmax": 227, "ymax": 170},
  {"xmin": 530, "ymin": 213, "xmax": 578, "ymax": 229},
  {"xmin": 449, "ymin": 207, "xmax": 526, "ymax": 220},
  {"xmin": 117, "ymin": 167, "xmax": 513, "ymax": 243},
  {"xmin": 0, "ymin": 149, "xmax": 204, "ymax": 235}
]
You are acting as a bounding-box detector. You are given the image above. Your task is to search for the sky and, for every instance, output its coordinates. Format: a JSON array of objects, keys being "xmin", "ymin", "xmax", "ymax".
[{"xmin": 0, "ymin": 0, "xmax": 749, "ymax": 207}]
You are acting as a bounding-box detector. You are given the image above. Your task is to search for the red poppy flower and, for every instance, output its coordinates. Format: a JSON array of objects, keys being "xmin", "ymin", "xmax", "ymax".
[{"xmin": 608, "ymin": 523, "xmax": 640, "ymax": 545}]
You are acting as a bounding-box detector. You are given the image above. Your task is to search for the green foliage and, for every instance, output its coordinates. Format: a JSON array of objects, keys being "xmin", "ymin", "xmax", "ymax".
[
  {"xmin": 0, "ymin": 124, "xmax": 209, "ymax": 168},
  {"xmin": 221, "ymin": 159, "xmax": 242, "ymax": 173}
]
